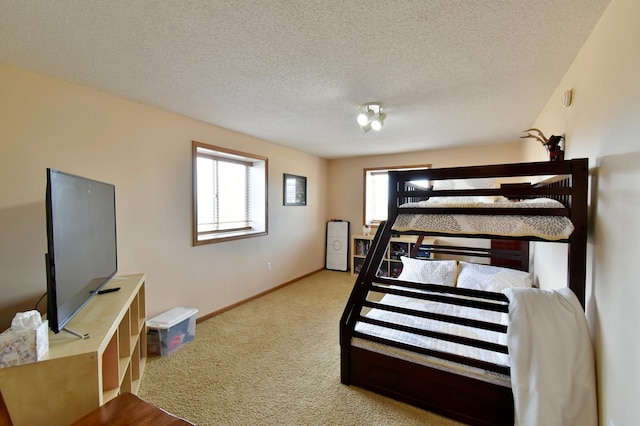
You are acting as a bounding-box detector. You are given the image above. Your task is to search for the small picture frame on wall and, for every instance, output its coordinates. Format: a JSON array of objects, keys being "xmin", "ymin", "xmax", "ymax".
[{"xmin": 283, "ymin": 173, "xmax": 307, "ymax": 206}]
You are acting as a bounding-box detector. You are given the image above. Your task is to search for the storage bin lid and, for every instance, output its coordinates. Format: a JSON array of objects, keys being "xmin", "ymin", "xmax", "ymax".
[{"xmin": 147, "ymin": 307, "xmax": 198, "ymax": 329}]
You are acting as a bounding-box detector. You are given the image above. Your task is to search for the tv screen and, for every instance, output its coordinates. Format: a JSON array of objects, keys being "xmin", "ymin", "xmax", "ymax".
[{"xmin": 45, "ymin": 169, "xmax": 118, "ymax": 334}]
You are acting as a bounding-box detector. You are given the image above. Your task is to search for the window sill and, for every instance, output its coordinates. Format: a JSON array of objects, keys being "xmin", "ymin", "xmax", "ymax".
[{"xmin": 194, "ymin": 229, "xmax": 267, "ymax": 245}]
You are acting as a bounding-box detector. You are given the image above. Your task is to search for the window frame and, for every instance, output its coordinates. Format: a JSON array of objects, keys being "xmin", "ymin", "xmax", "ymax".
[
  {"xmin": 363, "ymin": 163, "xmax": 432, "ymax": 227},
  {"xmin": 192, "ymin": 141, "xmax": 268, "ymax": 245}
]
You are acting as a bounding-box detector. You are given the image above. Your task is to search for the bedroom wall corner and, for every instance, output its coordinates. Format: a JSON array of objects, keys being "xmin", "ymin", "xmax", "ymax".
[{"xmin": 524, "ymin": 0, "xmax": 640, "ymax": 424}]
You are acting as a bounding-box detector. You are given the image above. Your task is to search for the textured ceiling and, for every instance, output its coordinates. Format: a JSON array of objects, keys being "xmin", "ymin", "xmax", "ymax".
[{"xmin": 0, "ymin": 1, "xmax": 611, "ymax": 159}]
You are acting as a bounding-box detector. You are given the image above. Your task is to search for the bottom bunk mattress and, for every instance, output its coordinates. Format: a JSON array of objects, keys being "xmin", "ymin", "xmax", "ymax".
[
  {"xmin": 349, "ymin": 285, "xmax": 598, "ymax": 426},
  {"xmin": 352, "ymin": 289, "xmax": 512, "ymax": 388}
]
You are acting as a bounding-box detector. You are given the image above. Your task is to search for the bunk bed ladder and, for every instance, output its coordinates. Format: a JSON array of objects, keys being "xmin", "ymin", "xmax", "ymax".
[{"xmin": 339, "ymin": 220, "xmax": 395, "ymax": 384}]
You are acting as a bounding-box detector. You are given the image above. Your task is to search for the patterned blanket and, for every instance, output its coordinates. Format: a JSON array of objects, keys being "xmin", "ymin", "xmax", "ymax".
[{"xmin": 393, "ymin": 198, "xmax": 574, "ymax": 240}]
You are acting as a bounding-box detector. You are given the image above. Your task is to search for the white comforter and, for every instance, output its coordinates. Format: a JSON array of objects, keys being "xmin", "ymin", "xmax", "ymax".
[
  {"xmin": 503, "ymin": 287, "xmax": 597, "ymax": 426},
  {"xmin": 393, "ymin": 198, "xmax": 574, "ymax": 240}
]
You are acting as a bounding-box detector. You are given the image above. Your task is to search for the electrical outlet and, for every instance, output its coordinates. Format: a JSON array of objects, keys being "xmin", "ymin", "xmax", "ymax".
[{"xmin": 267, "ymin": 262, "xmax": 272, "ymax": 271}]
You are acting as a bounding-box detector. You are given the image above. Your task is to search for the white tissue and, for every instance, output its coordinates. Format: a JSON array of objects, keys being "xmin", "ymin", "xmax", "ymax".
[
  {"xmin": 11, "ymin": 310, "xmax": 43, "ymax": 330},
  {"xmin": 1, "ymin": 311, "xmax": 49, "ymax": 368}
]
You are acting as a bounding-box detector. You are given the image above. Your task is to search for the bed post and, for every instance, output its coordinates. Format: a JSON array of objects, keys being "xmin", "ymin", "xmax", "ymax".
[
  {"xmin": 340, "ymin": 220, "xmax": 394, "ymax": 384},
  {"xmin": 568, "ymin": 158, "xmax": 589, "ymax": 308}
]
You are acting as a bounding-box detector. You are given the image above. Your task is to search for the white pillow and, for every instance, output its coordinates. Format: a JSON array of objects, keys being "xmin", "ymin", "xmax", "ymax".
[
  {"xmin": 432, "ymin": 178, "xmax": 497, "ymax": 191},
  {"xmin": 397, "ymin": 257, "xmax": 457, "ymax": 286},
  {"xmin": 456, "ymin": 261, "xmax": 532, "ymax": 292},
  {"xmin": 431, "ymin": 177, "xmax": 499, "ymax": 203}
]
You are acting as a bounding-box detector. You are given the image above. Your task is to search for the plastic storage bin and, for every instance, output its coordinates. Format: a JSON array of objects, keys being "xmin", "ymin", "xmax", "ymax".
[{"xmin": 147, "ymin": 307, "xmax": 198, "ymax": 356}]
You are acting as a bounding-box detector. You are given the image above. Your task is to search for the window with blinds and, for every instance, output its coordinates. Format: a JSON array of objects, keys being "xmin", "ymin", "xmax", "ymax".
[{"xmin": 193, "ymin": 141, "xmax": 267, "ymax": 245}]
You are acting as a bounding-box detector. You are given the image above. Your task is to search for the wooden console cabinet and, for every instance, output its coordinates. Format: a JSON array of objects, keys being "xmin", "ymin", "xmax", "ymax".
[{"xmin": 0, "ymin": 274, "xmax": 146, "ymax": 426}]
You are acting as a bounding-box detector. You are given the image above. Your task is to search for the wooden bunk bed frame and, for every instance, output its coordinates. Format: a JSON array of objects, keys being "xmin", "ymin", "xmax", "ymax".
[{"xmin": 340, "ymin": 158, "xmax": 588, "ymax": 425}]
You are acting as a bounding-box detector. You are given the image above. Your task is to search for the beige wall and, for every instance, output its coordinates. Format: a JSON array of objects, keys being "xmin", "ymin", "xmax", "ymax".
[
  {"xmin": 524, "ymin": 0, "xmax": 639, "ymax": 424},
  {"xmin": 326, "ymin": 142, "xmax": 523, "ymax": 232},
  {"xmin": 0, "ymin": 63, "xmax": 328, "ymax": 328}
]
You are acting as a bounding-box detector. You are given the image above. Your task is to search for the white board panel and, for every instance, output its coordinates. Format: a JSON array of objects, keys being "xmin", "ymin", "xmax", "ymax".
[{"xmin": 326, "ymin": 221, "xmax": 349, "ymax": 271}]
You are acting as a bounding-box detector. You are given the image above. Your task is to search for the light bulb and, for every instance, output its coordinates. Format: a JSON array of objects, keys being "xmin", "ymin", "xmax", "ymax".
[
  {"xmin": 357, "ymin": 110, "xmax": 373, "ymax": 126},
  {"xmin": 371, "ymin": 112, "xmax": 386, "ymax": 131}
]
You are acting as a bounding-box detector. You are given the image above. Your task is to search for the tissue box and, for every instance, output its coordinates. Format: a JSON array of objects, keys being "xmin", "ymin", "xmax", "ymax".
[
  {"xmin": 0, "ymin": 320, "xmax": 49, "ymax": 368},
  {"xmin": 147, "ymin": 307, "xmax": 197, "ymax": 356}
]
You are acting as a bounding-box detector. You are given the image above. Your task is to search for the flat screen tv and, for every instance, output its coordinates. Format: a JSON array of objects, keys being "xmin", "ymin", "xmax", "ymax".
[{"xmin": 45, "ymin": 168, "xmax": 118, "ymax": 334}]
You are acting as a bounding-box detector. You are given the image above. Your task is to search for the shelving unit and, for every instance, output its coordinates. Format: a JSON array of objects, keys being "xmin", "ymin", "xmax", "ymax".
[
  {"xmin": 351, "ymin": 235, "xmax": 437, "ymax": 277},
  {"xmin": 0, "ymin": 274, "xmax": 146, "ymax": 426}
]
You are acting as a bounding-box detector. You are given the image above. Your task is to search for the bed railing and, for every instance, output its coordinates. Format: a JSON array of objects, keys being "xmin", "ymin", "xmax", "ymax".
[
  {"xmin": 356, "ymin": 277, "xmax": 511, "ymax": 376},
  {"xmin": 387, "ymin": 158, "xmax": 588, "ymax": 306},
  {"xmin": 389, "ymin": 159, "xmax": 586, "ymax": 214}
]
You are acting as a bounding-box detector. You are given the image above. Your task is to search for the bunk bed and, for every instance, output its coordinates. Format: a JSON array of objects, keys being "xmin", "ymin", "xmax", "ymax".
[{"xmin": 339, "ymin": 159, "xmax": 589, "ymax": 425}]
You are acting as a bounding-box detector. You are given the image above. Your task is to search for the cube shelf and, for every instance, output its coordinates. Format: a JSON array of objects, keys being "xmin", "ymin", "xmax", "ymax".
[
  {"xmin": 0, "ymin": 274, "xmax": 147, "ymax": 426},
  {"xmin": 351, "ymin": 235, "xmax": 437, "ymax": 277}
]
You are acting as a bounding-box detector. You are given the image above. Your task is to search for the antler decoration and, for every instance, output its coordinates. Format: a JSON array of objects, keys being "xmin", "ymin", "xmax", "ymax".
[
  {"xmin": 520, "ymin": 128, "xmax": 565, "ymax": 161},
  {"xmin": 520, "ymin": 128, "xmax": 549, "ymax": 145}
]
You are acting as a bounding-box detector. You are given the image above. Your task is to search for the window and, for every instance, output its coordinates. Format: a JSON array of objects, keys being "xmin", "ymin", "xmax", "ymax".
[
  {"xmin": 364, "ymin": 165, "xmax": 431, "ymax": 226},
  {"xmin": 365, "ymin": 170, "xmax": 389, "ymax": 224},
  {"xmin": 192, "ymin": 141, "xmax": 267, "ymax": 245}
]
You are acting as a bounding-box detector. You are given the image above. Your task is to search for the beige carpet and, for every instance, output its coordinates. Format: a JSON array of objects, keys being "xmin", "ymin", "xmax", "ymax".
[{"xmin": 138, "ymin": 270, "xmax": 463, "ymax": 425}]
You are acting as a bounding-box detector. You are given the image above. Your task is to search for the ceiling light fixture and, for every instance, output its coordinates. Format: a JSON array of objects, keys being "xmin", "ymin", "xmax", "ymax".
[{"xmin": 357, "ymin": 103, "xmax": 385, "ymax": 132}]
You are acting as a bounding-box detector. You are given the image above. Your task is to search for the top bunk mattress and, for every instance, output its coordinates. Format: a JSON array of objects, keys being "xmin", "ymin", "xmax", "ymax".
[{"xmin": 393, "ymin": 197, "xmax": 574, "ymax": 240}]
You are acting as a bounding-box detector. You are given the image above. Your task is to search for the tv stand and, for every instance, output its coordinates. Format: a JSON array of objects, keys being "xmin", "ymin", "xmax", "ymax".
[
  {"xmin": 0, "ymin": 274, "xmax": 147, "ymax": 426},
  {"xmin": 62, "ymin": 326, "xmax": 90, "ymax": 339}
]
